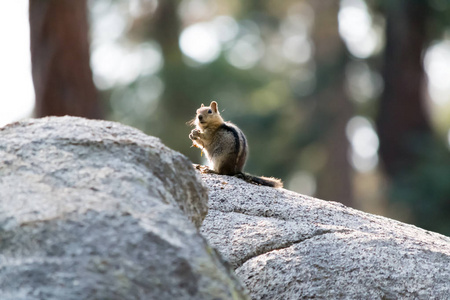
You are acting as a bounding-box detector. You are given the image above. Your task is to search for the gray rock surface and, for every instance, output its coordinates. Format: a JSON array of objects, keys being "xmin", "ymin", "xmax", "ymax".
[
  {"xmin": 199, "ymin": 173, "xmax": 450, "ymax": 299},
  {"xmin": 0, "ymin": 116, "xmax": 248, "ymax": 300}
]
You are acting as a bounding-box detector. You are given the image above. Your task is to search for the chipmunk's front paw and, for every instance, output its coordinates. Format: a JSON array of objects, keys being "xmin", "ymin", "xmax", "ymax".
[
  {"xmin": 189, "ymin": 129, "xmax": 201, "ymax": 140},
  {"xmin": 194, "ymin": 164, "xmax": 216, "ymax": 174}
]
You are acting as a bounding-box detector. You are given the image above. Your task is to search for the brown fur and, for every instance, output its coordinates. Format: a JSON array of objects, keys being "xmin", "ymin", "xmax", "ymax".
[{"xmin": 189, "ymin": 101, "xmax": 283, "ymax": 188}]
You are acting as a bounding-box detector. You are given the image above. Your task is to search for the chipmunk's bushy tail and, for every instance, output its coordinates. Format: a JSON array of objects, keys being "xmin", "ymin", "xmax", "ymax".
[
  {"xmin": 236, "ymin": 172, "xmax": 283, "ymax": 188},
  {"xmin": 193, "ymin": 164, "xmax": 283, "ymax": 188}
]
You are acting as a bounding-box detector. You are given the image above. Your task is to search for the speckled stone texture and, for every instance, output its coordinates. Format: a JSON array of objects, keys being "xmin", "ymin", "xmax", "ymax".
[
  {"xmin": 199, "ymin": 173, "xmax": 450, "ymax": 300},
  {"xmin": 0, "ymin": 116, "xmax": 248, "ymax": 300}
]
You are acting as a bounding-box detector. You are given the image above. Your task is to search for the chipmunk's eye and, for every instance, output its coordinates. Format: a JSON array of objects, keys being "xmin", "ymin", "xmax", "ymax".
[{"xmin": 208, "ymin": 109, "xmax": 212, "ymax": 114}]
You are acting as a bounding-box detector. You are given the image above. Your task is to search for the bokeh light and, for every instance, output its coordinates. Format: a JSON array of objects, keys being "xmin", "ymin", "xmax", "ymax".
[
  {"xmin": 287, "ymin": 170, "xmax": 317, "ymax": 196},
  {"xmin": 179, "ymin": 22, "xmax": 221, "ymax": 64},
  {"xmin": 226, "ymin": 35, "xmax": 265, "ymax": 69},
  {"xmin": 345, "ymin": 61, "xmax": 383, "ymax": 103},
  {"xmin": 424, "ymin": 40, "xmax": 450, "ymax": 106},
  {"xmin": 338, "ymin": 0, "xmax": 381, "ymax": 58},
  {"xmin": 346, "ymin": 116, "xmax": 379, "ymax": 172}
]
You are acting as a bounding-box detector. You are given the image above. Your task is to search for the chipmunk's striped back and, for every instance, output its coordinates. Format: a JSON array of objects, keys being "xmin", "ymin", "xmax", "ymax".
[{"xmin": 217, "ymin": 122, "xmax": 248, "ymax": 174}]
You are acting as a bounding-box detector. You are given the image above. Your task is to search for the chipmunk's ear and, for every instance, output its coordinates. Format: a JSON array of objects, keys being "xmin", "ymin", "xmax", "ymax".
[
  {"xmin": 201, "ymin": 103, "xmax": 204, "ymax": 107},
  {"xmin": 210, "ymin": 101, "xmax": 218, "ymax": 113}
]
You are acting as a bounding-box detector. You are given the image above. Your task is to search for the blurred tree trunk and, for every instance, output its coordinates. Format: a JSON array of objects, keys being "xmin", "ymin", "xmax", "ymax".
[
  {"xmin": 152, "ymin": 0, "xmax": 182, "ymax": 64},
  {"xmin": 309, "ymin": 1, "xmax": 354, "ymax": 206},
  {"xmin": 29, "ymin": 0, "xmax": 101, "ymax": 118},
  {"xmin": 152, "ymin": 0, "xmax": 193, "ymax": 152},
  {"xmin": 376, "ymin": 1, "xmax": 431, "ymax": 176}
]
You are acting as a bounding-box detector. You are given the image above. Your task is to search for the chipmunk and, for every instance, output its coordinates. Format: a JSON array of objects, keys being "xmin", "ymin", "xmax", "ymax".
[{"xmin": 189, "ymin": 101, "xmax": 283, "ymax": 188}]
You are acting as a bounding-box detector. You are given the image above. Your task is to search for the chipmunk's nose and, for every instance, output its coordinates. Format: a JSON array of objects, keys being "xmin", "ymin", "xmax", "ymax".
[{"xmin": 198, "ymin": 115, "xmax": 203, "ymax": 121}]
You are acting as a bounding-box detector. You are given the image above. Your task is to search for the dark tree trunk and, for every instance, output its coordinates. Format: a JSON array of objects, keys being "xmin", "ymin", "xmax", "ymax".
[
  {"xmin": 29, "ymin": 0, "xmax": 101, "ymax": 118},
  {"xmin": 376, "ymin": 1, "xmax": 431, "ymax": 176}
]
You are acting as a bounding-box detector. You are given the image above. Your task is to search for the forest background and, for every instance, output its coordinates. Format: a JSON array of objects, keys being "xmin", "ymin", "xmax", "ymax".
[{"xmin": 2, "ymin": 0, "xmax": 450, "ymax": 236}]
